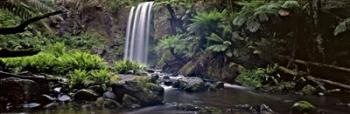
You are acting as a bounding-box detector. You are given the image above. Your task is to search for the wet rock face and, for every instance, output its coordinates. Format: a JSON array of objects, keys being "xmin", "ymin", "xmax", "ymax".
[{"xmin": 0, "ymin": 77, "xmax": 44, "ymax": 106}]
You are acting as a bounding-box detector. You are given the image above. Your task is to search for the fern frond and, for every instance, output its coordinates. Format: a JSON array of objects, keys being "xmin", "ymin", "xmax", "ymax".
[{"xmin": 334, "ymin": 17, "xmax": 350, "ymax": 36}]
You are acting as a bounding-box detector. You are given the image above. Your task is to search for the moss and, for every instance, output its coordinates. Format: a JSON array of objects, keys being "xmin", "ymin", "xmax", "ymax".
[
  {"xmin": 301, "ymin": 85, "xmax": 316, "ymax": 95},
  {"xmin": 291, "ymin": 100, "xmax": 316, "ymax": 113}
]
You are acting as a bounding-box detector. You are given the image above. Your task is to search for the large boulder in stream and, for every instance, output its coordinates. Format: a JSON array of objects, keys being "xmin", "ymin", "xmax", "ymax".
[
  {"xmin": 175, "ymin": 77, "xmax": 206, "ymax": 92},
  {"xmin": 111, "ymin": 77, "xmax": 164, "ymax": 108},
  {"xmin": 0, "ymin": 77, "xmax": 47, "ymax": 107}
]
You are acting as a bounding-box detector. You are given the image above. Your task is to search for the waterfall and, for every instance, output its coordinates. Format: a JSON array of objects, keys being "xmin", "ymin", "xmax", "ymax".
[{"xmin": 124, "ymin": 2, "xmax": 154, "ymax": 64}]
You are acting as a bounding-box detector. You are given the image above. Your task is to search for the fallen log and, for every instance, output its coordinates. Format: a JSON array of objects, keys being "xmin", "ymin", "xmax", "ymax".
[
  {"xmin": 279, "ymin": 55, "xmax": 350, "ymax": 73},
  {"xmin": 278, "ymin": 66, "xmax": 350, "ymax": 90},
  {"xmin": 307, "ymin": 76, "xmax": 350, "ymax": 90},
  {"xmin": 0, "ymin": 71, "xmax": 60, "ymax": 82}
]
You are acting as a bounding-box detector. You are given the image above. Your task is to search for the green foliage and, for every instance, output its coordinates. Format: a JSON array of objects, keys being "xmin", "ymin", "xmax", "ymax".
[
  {"xmin": 90, "ymin": 69, "xmax": 112, "ymax": 85},
  {"xmin": 0, "ymin": 0, "xmax": 55, "ymax": 20},
  {"xmin": 334, "ymin": 17, "xmax": 350, "ymax": 36},
  {"xmin": 189, "ymin": 10, "xmax": 227, "ymax": 35},
  {"xmin": 156, "ymin": 34, "xmax": 198, "ymax": 58},
  {"xmin": 236, "ymin": 65, "xmax": 277, "ymax": 88},
  {"xmin": 68, "ymin": 69, "xmax": 90, "ymax": 88},
  {"xmin": 114, "ymin": 60, "xmax": 146, "ymax": 74},
  {"xmin": 68, "ymin": 69, "xmax": 114, "ymax": 89},
  {"xmin": 233, "ymin": 0, "xmax": 301, "ymax": 32},
  {"xmin": 155, "ymin": 0, "xmax": 195, "ymax": 9},
  {"xmin": 206, "ymin": 33, "xmax": 233, "ymax": 57},
  {"xmin": 1, "ymin": 43, "xmax": 108, "ymax": 74}
]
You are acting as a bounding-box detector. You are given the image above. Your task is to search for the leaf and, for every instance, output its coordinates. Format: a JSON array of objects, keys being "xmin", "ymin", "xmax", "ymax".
[
  {"xmin": 225, "ymin": 51, "xmax": 233, "ymax": 57},
  {"xmin": 334, "ymin": 19, "xmax": 349, "ymax": 36},
  {"xmin": 208, "ymin": 33, "xmax": 224, "ymax": 43}
]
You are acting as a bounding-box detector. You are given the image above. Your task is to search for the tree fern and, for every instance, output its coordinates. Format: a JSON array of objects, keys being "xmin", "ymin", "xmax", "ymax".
[
  {"xmin": 0, "ymin": 0, "xmax": 56, "ymax": 20},
  {"xmin": 233, "ymin": 0, "xmax": 301, "ymax": 32},
  {"xmin": 189, "ymin": 10, "xmax": 227, "ymax": 35}
]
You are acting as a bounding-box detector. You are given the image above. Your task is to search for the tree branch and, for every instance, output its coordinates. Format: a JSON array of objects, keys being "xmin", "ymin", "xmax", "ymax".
[{"xmin": 0, "ymin": 11, "xmax": 63, "ymax": 35}]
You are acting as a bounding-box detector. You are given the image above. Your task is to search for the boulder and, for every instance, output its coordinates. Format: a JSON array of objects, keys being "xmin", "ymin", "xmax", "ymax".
[
  {"xmin": 95, "ymin": 97, "xmax": 122, "ymax": 109},
  {"xmin": 73, "ymin": 89, "xmax": 99, "ymax": 102},
  {"xmin": 57, "ymin": 94, "xmax": 71, "ymax": 102},
  {"xmin": 88, "ymin": 85, "xmax": 105, "ymax": 95},
  {"xmin": 291, "ymin": 100, "xmax": 316, "ymax": 113},
  {"xmin": 0, "ymin": 77, "xmax": 45, "ymax": 107},
  {"xmin": 177, "ymin": 77, "xmax": 206, "ymax": 92},
  {"xmin": 37, "ymin": 94, "xmax": 56, "ymax": 104},
  {"xmin": 122, "ymin": 94, "xmax": 141, "ymax": 109},
  {"xmin": 103, "ymin": 91, "xmax": 117, "ymax": 99},
  {"xmin": 175, "ymin": 103, "xmax": 200, "ymax": 111},
  {"xmin": 111, "ymin": 79, "xmax": 163, "ymax": 107}
]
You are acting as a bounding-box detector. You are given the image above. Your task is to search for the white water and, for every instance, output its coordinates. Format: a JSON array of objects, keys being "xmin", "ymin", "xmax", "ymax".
[{"xmin": 124, "ymin": 2, "xmax": 154, "ymax": 64}]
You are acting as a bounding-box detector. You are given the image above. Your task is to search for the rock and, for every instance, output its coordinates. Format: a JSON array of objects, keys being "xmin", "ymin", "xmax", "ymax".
[
  {"xmin": 0, "ymin": 77, "xmax": 45, "ymax": 107},
  {"xmin": 178, "ymin": 77, "xmax": 206, "ymax": 92},
  {"xmin": 176, "ymin": 103, "xmax": 200, "ymax": 111},
  {"xmin": 57, "ymin": 94, "xmax": 71, "ymax": 102},
  {"xmin": 103, "ymin": 91, "xmax": 117, "ymax": 99},
  {"xmin": 200, "ymin": 107, "xmax": 223, "ymax": 114},
  {"xmin": 43, "ymin": 102, "xmax": 58, "ymax": 109},
  {"xmin": 150, "ymin": 74, "xmax": 159, "ymax": 83},
  {"xmin": 291, "ymin": 100, "xmax": 316, "ymax": 113},
  {"xmin": 37, "ymin": 94, "xmax": 56, "ymax": 104},
  {"xmin": 122, "ymin": 94, "xmax": 141, "ymax": 109},
  {"xmin": 73, "ymin": 89, "xmax": 99, "ymax": 102},
  {"xmin": 111, "ymin": 79, "xmax": 164, "ymax": 107},
  {"xmin": 215, "ymin": 81, "xmax": 225, "ymax": 89},
  {"xmin": 163, "ymin": 76, "xmax": 170, "ymax": 80},
  {"xmin": 88, "ymin": 85, "xmax": 105, "ymax": 95},
  {"xmin": 232, "ymin": 104, "xmax": 275, "ymax": 114},
  {"xmin": 163, "ymin": 79, "xmax": 173, "ymax": 86},
  {"xmin": 54, "ymin": 87, "xmax": 62, "ymax": 93},
  {"xmin": 95, "ymin": 97, "xmax": 122, "ymax": 109},
  {"xmin": 22, "ymin": 102, "xmax": 41, "ymax": 109},
  {"xmin": 146, "ymin": 69, "xmax": 156, "ymax": 73},
  {"xmin": 301, "ymin": 85, "xmax": 317, "ymax": 95}
]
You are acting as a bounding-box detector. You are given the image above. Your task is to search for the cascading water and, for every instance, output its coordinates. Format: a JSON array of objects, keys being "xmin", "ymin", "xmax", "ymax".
[{"xmin": 124, "ymin": 2, "xmax": 154, "ymax": 64}]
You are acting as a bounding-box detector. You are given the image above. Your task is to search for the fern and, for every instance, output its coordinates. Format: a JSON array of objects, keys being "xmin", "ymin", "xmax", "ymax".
[
  {"xmin": 189, "ymin": 10, "xmax": 227, "ymax": 35},
  {"xmin": 334, "ymin": 17, "xmax": 350, "ymax": 36},
  {"xmin": 233, "ymin": 0, "xmax": 301, "ymax": 32}
]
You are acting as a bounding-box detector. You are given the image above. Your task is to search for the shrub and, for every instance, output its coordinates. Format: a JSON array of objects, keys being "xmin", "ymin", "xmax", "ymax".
[
  {"xmin": 90, "ymin": 69, "xmax": 112, "ymax": 85},
  {"xmin": 68, "ymin": 69, "xmax": 116, "ymax": 89},
  {"xmin": 68, "ymin": 69, "xmax": 90, "ymax": 89},
  {"xmin": 1, "ymin": 43, "xmax": 108, "ymax": 74},
  {"xmin": 114, "ymin": 60, "xmax": 146, "ymax": 74},
  {"xmin": 236, "ymin": 65, "xmax": 277, "ymax": 88}
]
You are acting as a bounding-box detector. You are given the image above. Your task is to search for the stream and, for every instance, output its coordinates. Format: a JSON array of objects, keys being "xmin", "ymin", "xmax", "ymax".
[{"xmin": 32, "ymin": 82, "xmax": 350, "ymax": 114}]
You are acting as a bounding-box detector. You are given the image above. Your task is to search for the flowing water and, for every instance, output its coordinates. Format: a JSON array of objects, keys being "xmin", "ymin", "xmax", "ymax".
[
  {"xmin": 124, "ymin": 1, "xmax": 154, "ymax": 64},
  {"xmin": 34, "ymin": 84, "xmax": 350, "ymax": 114}
]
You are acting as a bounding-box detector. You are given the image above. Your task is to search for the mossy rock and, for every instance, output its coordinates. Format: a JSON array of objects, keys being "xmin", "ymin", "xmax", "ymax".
[
  {"xmin": 291, "ymin": 100, "xmax": 316, "ymax": 113},
  {"xmin": 301, "ymin": 85, "xmax": 317, "ymax": 95}
]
